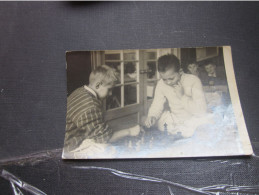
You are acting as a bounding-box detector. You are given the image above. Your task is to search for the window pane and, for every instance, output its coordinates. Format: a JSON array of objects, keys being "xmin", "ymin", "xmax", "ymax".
[
  {"xmin": 124, "ymin": 84, "xmax": 137, "ymax": 106},
  {"xmin": 147, "ymin": 61, "xmax": 157, "ymax": 79},
  {"xmin": 123, "ymin": 52, "xmax": 136, "ymax": 61},
  {"xmin": 105, "ymin": 53, "xmax": 120, "ymax": 60},
  {"xmin": 147, "ymin": 81, "xmax": 157, "ymax": 100},
  {"xmin": 105, "ymin": 62, "xmax": 121, "ymax": 84},
  {"xmin": 196, "ymin": 47, "xmax": 218, "ymax": 61},
  {"xmin": 206, "ymin": 47, "xmax": 218, "ymax": 56},
  {"xmin": 144, "ymin": 52, "xmax": 156, "ymax": 60},
  {"xmin": 106, "ymin": 86, "xmax": 121, "ymax": 110},
  {"xmin": 106, "ymin": 61, "xmax": 120, "ymax": 69},
  {"xmin": 124, "ymin": 62, "xmax": 137, "ymax": 83}
]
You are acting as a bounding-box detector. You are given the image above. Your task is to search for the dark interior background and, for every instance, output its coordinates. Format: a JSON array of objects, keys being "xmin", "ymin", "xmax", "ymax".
[
  {"xmin": 181, "ymin": 47, "xmax": 225, "ymax": 73},
  {"xmin": 0, "ymin": 2, "xmax": 258, "ymax": 195},
  {"xmin": 66, "ymin": 51, "xmax": 91, "ymax": 96}
]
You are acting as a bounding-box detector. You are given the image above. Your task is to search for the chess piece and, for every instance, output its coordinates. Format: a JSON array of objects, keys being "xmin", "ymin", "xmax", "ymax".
[
  {"xmin": 149, "ymin": 137, "xmax": 153, "ymax": 148},
  {"xmin": 136, "ymin": 140, "xmax": 141, "ymax": 152},
  {"xmin": 141, "ymin": 135, "xmax": 145, "ymax": 144},
  {"xmin": 175, "ymin": 132, "xmax": 182, "ymax": 140},
  {"xmin": 164, "ymin": 123, "xmax": 168, "ymax": 136},
  {"xmin": 128, "ymin": 140, "xmax": 132, "ymax": 149}
]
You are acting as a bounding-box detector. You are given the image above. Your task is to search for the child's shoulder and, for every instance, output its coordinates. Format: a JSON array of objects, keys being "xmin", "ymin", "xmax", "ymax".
[
  {"xmin": 157, "ymin": 79, "xmax": 165, "ymax": 86},
  {"xmin": 68, "ymin": 86, "xmax": 96, "ymax": 104},
  {"xmin": 182, "ymin": 73, "xmax": 201, "ymax": 83}
]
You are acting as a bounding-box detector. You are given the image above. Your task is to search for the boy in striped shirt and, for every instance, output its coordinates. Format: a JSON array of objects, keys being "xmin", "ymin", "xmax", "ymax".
[{"xmin": 63, "ymin": 65, "xmax": 140, "ymax": 156}]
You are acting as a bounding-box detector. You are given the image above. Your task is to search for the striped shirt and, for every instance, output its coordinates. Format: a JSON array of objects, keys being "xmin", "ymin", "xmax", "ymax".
[{"xmin": 64, "ymin": 86, "xmax": 112, "ymax": 152}]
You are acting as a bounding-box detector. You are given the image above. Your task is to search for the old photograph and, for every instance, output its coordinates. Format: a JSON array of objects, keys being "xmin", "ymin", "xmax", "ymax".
[{"xmin": 62, "ymin": 46, "xmax": 253, "ymax": 159}]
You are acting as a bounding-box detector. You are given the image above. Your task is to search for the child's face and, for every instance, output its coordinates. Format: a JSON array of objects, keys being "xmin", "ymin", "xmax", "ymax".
[
  {"xmin": 205, "ymin": 64, "xmax": 216, "ymax": 75},
  {"xmin": 98, "ymin": 83, "xmax": 113, "ymax": 99},
  {"xmin": 188, "ymin": 63, "xmax": 198, "ymax": 74},
  {"xmin": 159, "ymin": 68, "xmax": 180, "ymax": 87}
]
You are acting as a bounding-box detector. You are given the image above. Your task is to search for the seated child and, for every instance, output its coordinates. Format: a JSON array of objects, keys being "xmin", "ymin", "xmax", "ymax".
[
  {"xmin": 145, "ymin": 54, "xmax": 209, "ymax": 138},
  {"xmin": 200, "ymin": 61, "xmax": 227, "ymax": 86},
  {"xmin": 63, "ymin": 65, "xmax": 140, "ymax": 157}
]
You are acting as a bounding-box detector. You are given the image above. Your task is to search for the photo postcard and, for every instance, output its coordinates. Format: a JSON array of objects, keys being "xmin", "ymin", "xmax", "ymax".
[{"xmin": 62, "ymin": 46, "xmax": 253, "ymax": 159}]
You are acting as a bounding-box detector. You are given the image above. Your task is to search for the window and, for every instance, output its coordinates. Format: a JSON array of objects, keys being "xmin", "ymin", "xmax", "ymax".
[
  {"xmin": 103, "ymin": 48, "xmax": 179, "ymax": 118},
  {"xmin": 144, "ymin": 50, "xmax": 160, "ymax": 100},
  {"xmin": 196, "ymin": 47, "xmax": 219, "ymax": 61},
  {"xmin": 104, "ymin": 50, "xmax": 139, "ymax": 111}
]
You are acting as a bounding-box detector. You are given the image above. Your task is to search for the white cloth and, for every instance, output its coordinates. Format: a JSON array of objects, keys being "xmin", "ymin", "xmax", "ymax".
[
  {"xmin": 148, "ymin": 74, "xmax": 208, "ymax": 136},
  {"xmin": 208, "ymin": 72, "xmax": 217, "ymax": 77},
  {"xmin": 69, "ymin": 139, "xmax": 116, "ymax": 159},
  {"xmin": 84, "ymin": 85, "xmax": 97, "ymax": 98},
  {"xmin": 157, "ymin": 111, "xmax": 214, "ymax": 138}
]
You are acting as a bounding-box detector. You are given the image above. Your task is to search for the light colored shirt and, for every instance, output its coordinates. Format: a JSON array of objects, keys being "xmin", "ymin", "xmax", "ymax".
[
  {"xmin": 148, "ymin": 73, "xmax": 207, "ymax": 123},
  {"xmin": 84, "ymin": 85, "xmax": 97, "ymax": 98},
  {"xmin": 208, "ymin": 72, "xmax": 216, "ymax": 77}
]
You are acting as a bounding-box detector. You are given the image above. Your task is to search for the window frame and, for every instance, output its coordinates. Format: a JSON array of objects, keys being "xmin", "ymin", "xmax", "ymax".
[{"xmin": 104, "ymin": 49, "xmax": 140, "ymax": 112}]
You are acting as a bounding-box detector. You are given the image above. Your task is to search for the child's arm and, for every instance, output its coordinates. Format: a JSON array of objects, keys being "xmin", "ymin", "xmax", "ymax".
[
  {"xmin": 109, "ymin": 125, "xmax": 140, "ymax": 143},
  {"xmin": 180, "ymin": 77, "xmax": 207, "ymax": 115},
  {"xmin": 146, "ymin": 81, "xmax": 166, "ymax": 126}
]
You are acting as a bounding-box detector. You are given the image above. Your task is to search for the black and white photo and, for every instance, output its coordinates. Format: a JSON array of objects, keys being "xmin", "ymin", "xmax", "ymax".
[{"xmin": 62, "ymin": 46, "xmax": 253, "ymax": 159}]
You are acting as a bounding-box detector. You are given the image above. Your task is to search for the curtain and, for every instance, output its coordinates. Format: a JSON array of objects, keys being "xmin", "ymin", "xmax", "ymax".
[{"xmin": 91, "ymin": 51, "xmax": 105, "ymax": 69}]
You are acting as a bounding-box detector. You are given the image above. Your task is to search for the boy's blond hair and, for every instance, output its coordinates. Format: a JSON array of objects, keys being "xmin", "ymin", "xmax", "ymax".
[{"xmin": 89, "ymin": 65, "xmax": 119, "ymax": 86}]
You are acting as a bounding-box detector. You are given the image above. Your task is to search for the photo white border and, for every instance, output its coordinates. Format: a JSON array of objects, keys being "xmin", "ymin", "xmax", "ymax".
[{"xmin": 223, "ymin": 46, "xmax": 253, "ymax": 155}]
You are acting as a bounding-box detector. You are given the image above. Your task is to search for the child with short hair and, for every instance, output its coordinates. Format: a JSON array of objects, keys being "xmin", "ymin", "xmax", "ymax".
[
  {"xmin": 63, "ymin": 65, "xmax": 140, "ymax": 156},
  {"xmin": 145, "ymin": 54, "xmax": 208, "ymax": 138}
]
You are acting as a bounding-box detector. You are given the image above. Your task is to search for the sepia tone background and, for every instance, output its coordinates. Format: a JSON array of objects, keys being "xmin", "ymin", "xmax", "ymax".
[
  {"xmin": 66, "ymin": 47, "xmax": 228, "ymax": 132},
  {"xmin": 0, "ymin": 2, "xmax": 259, "ymax": 194}
]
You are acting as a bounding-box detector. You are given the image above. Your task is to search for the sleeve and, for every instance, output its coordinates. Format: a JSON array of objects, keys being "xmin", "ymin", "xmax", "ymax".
[
  {"xmin": 148, "ymin": 81, "xmax": 166, "ymax": 119},
  {"xmin": 180, "ymin": 77, "xmax": 207, "ymax": 116},
  {"xmin": 75, "ymin": 107, "xmax": 113, "ymax": 144}
]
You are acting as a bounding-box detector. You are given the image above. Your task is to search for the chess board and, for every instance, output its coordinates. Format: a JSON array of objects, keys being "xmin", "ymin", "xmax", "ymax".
[{"xmin": 112, "ymin": 125, "xmax": 184, "ymax": 158}]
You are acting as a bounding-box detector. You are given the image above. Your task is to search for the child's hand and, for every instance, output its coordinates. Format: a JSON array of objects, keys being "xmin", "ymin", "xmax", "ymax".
[
  {"xmin": 129, "ymin": 125, "xmax": 141, "ymax": 137},
  {"xmin": 145, "ymin": 116, "xmax": 156, "ymax": 128}
]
